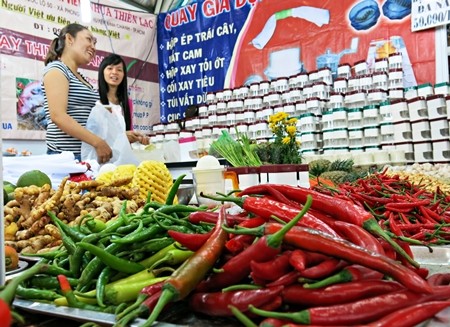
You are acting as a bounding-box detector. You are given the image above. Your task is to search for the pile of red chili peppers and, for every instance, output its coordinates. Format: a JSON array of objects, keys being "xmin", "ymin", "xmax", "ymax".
[
  {"xmin": 313, "ymin": 170, "xmax": 450, "ymax": 245},
  {"xmin": 147, "ymin": 181, "xmax": 450, "ymax": 327}
]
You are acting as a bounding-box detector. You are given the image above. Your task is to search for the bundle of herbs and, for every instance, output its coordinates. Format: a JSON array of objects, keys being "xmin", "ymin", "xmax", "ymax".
[{"xmin": 209, "ymin": 130, "xmax": 262, "ymax": 167}]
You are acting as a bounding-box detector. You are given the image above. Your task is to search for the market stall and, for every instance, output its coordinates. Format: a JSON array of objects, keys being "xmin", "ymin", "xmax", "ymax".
[{"xmin": 3, "ymin": 0, "xmax": 450, "ymax": 327}]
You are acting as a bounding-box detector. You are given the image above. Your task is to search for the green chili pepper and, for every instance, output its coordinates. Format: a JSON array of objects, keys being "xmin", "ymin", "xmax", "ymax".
[
  {"xmin": 111, "ymin": 223, "xmax": 165, "ymax": 245},
  {"xmin": 29, "ymin": 276, "xmax": 79, "ymax": 290},
  {"xmin": 165, "ymin": 174, "xmax": 186, "ymax": 205},
  {"xmin": 129, "ymin": 237, "xmax": 174, "ymax": 253},
  {"xmin": 138, "ymin": 243, "xmax": 178, "ymax": 268},
  {"xmin": 44, "ymin": 264, "xmax": 74, "ymax": 277},
  {"xmin": 147, "ymin": 248, "xmax": 194, "ymax": 271},
  {"xmin": 153, "ymin": 215, "xmax": 195, "ymax": 234},
  {"xmin": 96, "ymin": 266, "xmax": 112, "ymax": 307},
  {"xmin": 77, "ymin": 242, "xmax": 125, "ymax": 291},
  {"xmin": 20, "ymin": 249, "xmax": 66, "ymax": 260},
  {"xmin": 77, "ymin": 242, "xmax": 145, "ymax": 274},
  {"xmin": 48, "ymin": 211, "xmax": 86, "ymax": 242},
  {"xmin": 76, "ymin": 274, "xmax": 169, "ymax": 305},
  {"xmin": 155, "ymin": 212, "xmax": 204, "ymax": 233},
  {"xmin": 85, "ymin": 218, "xmax": 107, "ymax": 233},
  {"xmin": 16, "ymin": 285, "xmax": 62, "ymax": 302}
]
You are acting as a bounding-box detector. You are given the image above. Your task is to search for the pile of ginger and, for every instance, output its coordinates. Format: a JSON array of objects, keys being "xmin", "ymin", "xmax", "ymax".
[{"xmin": 4, "ymin": 176, "xmax": 144, "ymax": 254}]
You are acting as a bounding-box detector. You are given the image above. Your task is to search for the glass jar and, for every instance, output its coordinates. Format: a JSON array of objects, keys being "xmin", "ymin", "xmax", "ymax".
[
  {"xmin": 208, "ymin": 103, "xmax": 217, "ymax": 116},
  {"xmin": 206, "ymin": 92, "xmax": 216, "ymax": 105},
  {"xmin": 244, "ymin": 110, "xmax": 256, "ymax": 124},
  {"xmin": 216, "ymin": 101, "xmax": 227, "ymax": 114},
  {"xmin": 198, "ymin": 105, "xmax": 208, "ymax": 118},
  {"xmin": 388, "ymin": 69, "xmax": 403, "ymax": 89},
  {"xmin": 337, "ymin": 63, "xmax": 351, "ymax": 79}
]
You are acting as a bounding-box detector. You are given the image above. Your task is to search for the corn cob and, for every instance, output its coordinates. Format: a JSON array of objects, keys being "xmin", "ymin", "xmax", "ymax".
[{"xmin": 131, "ymin": 161, "xmax": 173, "ymax": 203}]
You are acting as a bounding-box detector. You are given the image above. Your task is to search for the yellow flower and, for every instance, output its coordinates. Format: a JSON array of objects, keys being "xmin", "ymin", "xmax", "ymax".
[
  {"xmin": 286, "ymin": 125, "xmax": 297, "ymax": 136},
  {"xmin": 288, "ymin": 117, "xmax": 298, "ymax": 125},
  {"xmin": 282, "ymin": 136, "xmax": 291, "ymax": 144}
]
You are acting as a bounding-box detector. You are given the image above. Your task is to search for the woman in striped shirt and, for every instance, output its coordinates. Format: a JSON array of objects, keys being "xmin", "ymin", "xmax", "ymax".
[{"xmin": 43, "ymin": 23, "xmax": 112, "ymax": 163}]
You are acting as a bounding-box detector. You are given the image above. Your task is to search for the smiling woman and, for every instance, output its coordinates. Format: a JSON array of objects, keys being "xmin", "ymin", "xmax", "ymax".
[
  {"xmin": 96, "ymin": 53, "xmax": 150, "ymax": 146},
  {"xmin": 42, "ymin": 23, "xmax": 113, "ymax": 163}
]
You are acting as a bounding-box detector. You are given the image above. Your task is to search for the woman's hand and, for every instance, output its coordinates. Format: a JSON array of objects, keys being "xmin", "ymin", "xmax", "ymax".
[
  {"xmin": 94, "ymin": 138, "xmax": 113, "ymax": 164},
  {"xmin": 126, "ymin": 131, "xmax": 149, "ymax": 145}
]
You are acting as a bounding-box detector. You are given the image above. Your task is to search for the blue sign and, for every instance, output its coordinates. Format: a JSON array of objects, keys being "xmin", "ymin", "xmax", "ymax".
[{"xmin": 157, "ymin": 0, "xmax": 254, "ymax": 123}]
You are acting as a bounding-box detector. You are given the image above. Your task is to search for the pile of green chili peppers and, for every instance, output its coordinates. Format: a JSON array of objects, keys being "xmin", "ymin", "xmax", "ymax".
[{"xmin": 11, "ymin": 175, "xmax": 211, "ymax": 317}]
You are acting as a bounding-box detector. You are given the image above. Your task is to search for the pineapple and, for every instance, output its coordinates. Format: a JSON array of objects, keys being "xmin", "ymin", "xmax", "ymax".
[
  {"xmin": 131, "ymin": 160, "xmax": 173, "ymax": 203},
  {"xmin": 319, "ymin": 170, "xmax": 349, "ymax": 185},
  {"xmin": 308, "ymin": 159, "xmax": 332, "ymax": 177},
  {"xmin": 329, "ymin": 159, "xmax": 354, "ymax": 172}
]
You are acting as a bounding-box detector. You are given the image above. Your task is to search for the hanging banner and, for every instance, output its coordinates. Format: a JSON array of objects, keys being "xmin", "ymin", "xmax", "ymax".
[
  {"xmin": 0, "ymin": 0, "xmax": 159, "ymax": 140},
  {"xmin": 411, "ymin": 0, "xmax": 450, "ymax": 31},
  {"xmin": 157, "ymin": 0, "xmax": 436, "ymax": 123}
]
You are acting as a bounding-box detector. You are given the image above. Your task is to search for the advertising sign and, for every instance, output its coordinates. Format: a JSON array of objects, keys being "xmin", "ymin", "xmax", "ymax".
[
  {"xmin": 157, "ymin": 0, "xmax": 436, "ymax": 123},
  {"xmin": 412, "ymin": 0, "xmax": 450, "ymax": 31}
]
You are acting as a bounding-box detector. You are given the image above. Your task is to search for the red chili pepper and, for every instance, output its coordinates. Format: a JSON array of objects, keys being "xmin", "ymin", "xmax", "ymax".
[
  {"xmin": 203, "ymin": 192, "xmax": 340, "ymax": 237},
  {"xmin": 367, "ymin": 300, "xmax": 450, "ymax": 327},
  {"xmin": 250, "ymin": 251, "xmax": 292, "ymax": 281},
  {"xmin": 240, "ymin": 184, "xmax": 419, "ymax": 268},
  {"xmin": 259, "ymin": 184, "xmax": 301, "ymax": 207},
  {"xmin": 250, "ymin": 271, "xmax": 267, "ymax": 286},
  {"xmin": 225, "ymin": 234, "xmax": 256, "ymax": 254},
  {"xmin": 388, "ymin": 213, "xmax": 404, "ymax": 237},
  {"xmin": 196, "ymin": 196, "xmax": 313, "ymax": 292},
  {"xmin": 264, "ymin": 223, "xmax": 432, "ymax": 294},
  {"xmin": 115, "ymin": 279, "xmax": 167, "ymax": 323},
  {"xmin": 256, "ymin": 295, "xmax": 283, "ymax": 313},
  {"xmin": 127, "ymin": 206, "xmax": 230, "ymax": 327},
  {"xmin": 332, "ymin": 220, "xmax": 385, "ymax": 255},
  {"xmin": 189, "ymin": 286, "xmax": 283, "ymax": 316},
  {"xmin": 266, "ymin": 271, "xmax": 301, "ymax": 288},
  {"xmin": 139, "ymin": 280, "xmax": 165, "ymax": 296},
  {"xmin": 397, "ymin": 223, "xmax": 436, "ymax": 232},
  {"xmin": 282, "ymin": 279, "xmax": 404, "ymax": 306},
  {"xmin": 419, "ymin": 206, "xmax": 443, "ymax": 223},
  {"xmin": 0, "ymin": 299, "xmax": 11, "ymax": 327},
  {"xmin": 298, "ymin": 258, "xmax": 346, "ymax": 280},
  {"xmin": 258, "ymin": 317, "xmax": 291, "ymax": 327},
  {"xmin": 288, "ymin": 249, "xmax": 308, "ymax": 271},
  {"xmin": 233, "ymin": 216, "xmax": 267, "ymax": 232},
  {"xmin": 188, "ymin": 211, "xmax": 248, "ymax": 226},
  {"xmin": 385, "ymin": 199, "xmax": 431, "ymax": 213},
  {"xmin": 427, "ymin": 273, "xmax": 450, "ymax": 286},
  {"xmin": 239, "ymin": 184, "xmax": 371, "ymax": 226},
  {"xmin": 353, "ymin": 193, "xmax": 393, "ymax": 206},
  {"xmin": 167, "ymin": 229, "xmax": 213, "ymax": 251},
  {"xmin": 249, "ymin": 285, "xmax": 450, "ymax": 325}
]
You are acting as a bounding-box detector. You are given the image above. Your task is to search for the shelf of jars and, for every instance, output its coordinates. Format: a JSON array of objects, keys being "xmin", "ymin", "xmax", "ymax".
[{"xmin": 149, "ymin": 52, "xmax": 450, "ymax": 166}]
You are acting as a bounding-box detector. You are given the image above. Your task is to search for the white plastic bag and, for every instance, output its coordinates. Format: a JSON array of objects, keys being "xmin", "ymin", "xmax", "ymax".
[{"xmin": 81, "ymin": 102, "xmax": 139, "ymax": 165}]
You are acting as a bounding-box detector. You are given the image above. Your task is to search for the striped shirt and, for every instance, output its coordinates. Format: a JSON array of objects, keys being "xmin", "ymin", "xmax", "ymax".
[{"xmin": 43, "ymin": 61, "xmax": 99, "ymax": 156}]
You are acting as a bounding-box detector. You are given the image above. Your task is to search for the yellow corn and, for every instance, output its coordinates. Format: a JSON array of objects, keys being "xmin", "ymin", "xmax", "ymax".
[{"xmin": 131, "ymin": 161, "xmax": 173, "ymax": 203}]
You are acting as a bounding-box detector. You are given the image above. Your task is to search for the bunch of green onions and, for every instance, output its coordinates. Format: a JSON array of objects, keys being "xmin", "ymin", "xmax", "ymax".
[{"xmin": 209, "ymin": 130, "xmax": 262, "ymax": 167}]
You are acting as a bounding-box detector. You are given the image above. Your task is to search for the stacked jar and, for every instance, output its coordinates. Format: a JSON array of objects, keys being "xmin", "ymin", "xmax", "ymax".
[
  {"xmin": 427, "ymin": 94, "xmax": 450, "ymax": 162},
  {"xmin": 347, "ymin": 108, "xmax": 363, "ymax": 153}
]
